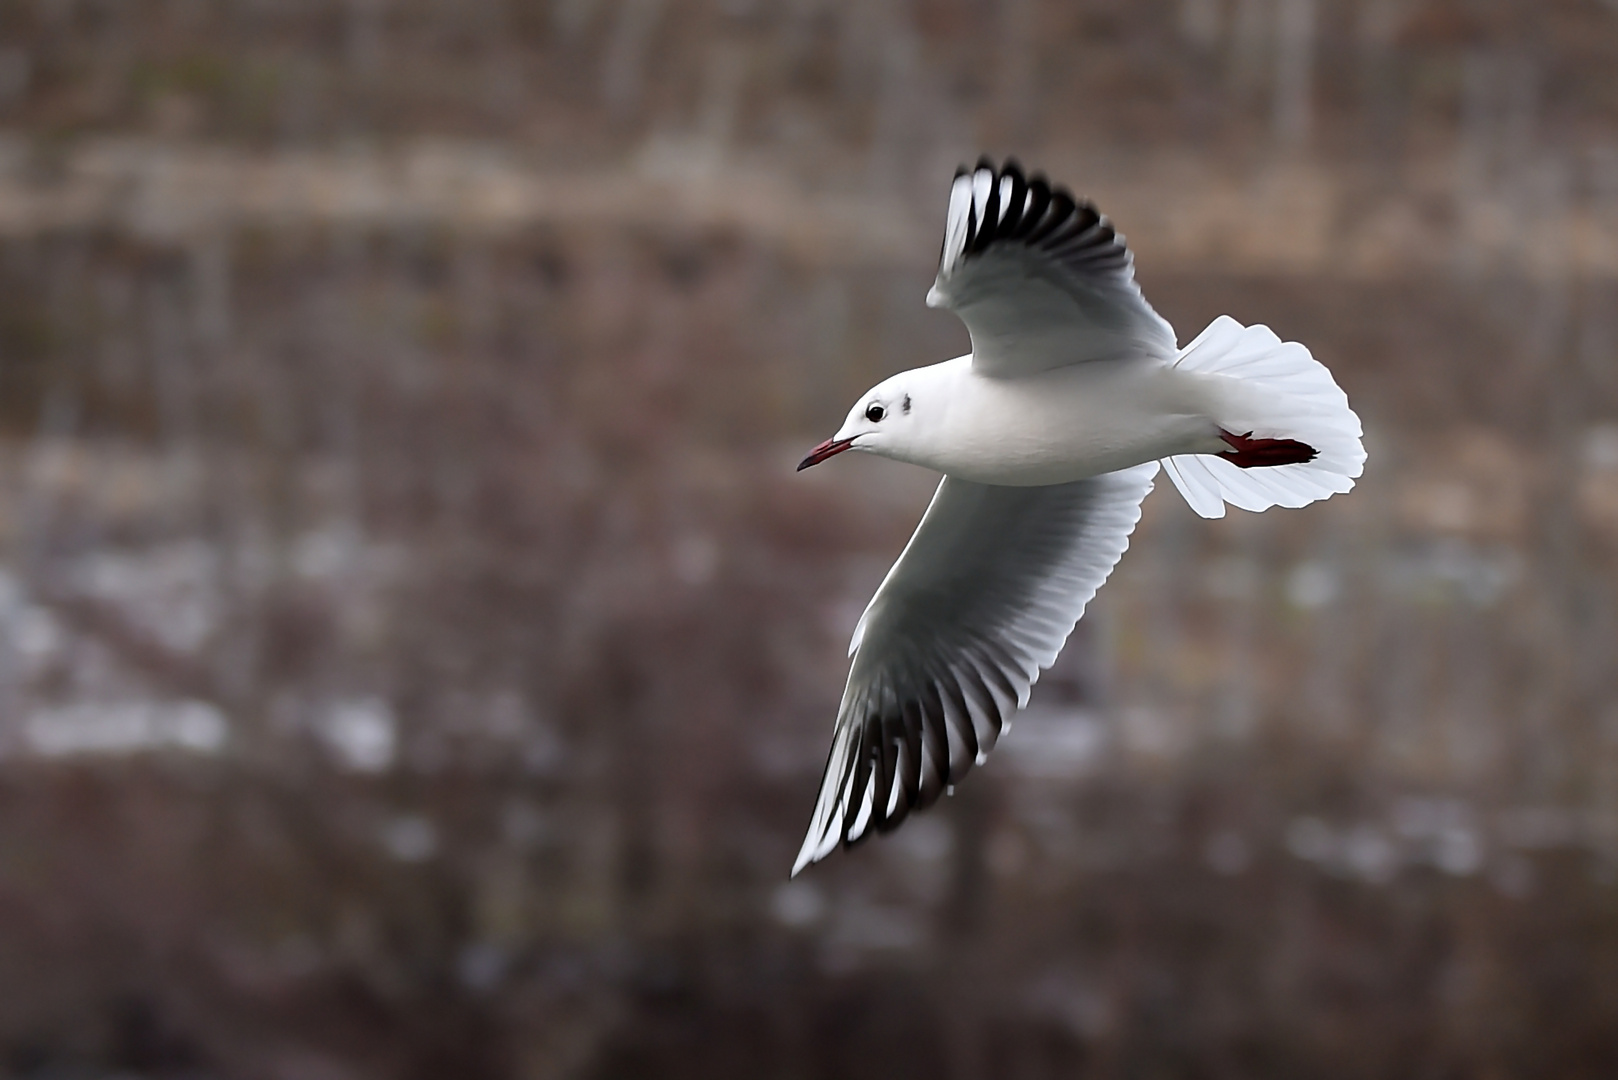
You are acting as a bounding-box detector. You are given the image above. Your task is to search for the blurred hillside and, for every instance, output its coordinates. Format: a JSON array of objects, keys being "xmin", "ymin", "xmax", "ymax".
[{"xmin": 3, "ymin": 2, "xmax": 1618, "ymax": 1079}]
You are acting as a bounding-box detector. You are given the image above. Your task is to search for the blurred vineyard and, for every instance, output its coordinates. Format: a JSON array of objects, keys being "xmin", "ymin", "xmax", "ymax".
[{"xmin": 3, "ymin": 1, "xmax": 1618, "ymax": 1078}]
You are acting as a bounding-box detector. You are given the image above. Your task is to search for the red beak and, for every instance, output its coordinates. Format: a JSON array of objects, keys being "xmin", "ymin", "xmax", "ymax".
[{"xmin": 797, "ymin": 437, "xmax": 855, "ymax": 471}]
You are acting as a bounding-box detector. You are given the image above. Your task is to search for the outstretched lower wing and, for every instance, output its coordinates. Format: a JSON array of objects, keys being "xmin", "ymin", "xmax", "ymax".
[
  {"xmin": 792, "ymin": 463, "xmax": 1159, "ymax": 875},
  {"xmin": 926, "ymin": 158, "xmax": 1177, "ymax": 377}
]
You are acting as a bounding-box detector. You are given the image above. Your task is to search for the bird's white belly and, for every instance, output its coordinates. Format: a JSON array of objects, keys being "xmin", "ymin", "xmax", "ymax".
[{"xmin": 928, "ymin": 361, "xmax": 1226, "ymax": 486}]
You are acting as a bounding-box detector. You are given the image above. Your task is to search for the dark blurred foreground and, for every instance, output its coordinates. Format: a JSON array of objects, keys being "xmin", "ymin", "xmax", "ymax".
[{"xmin": 4, "ymin": 2, "xmax": 1618, "ymax": 1077}]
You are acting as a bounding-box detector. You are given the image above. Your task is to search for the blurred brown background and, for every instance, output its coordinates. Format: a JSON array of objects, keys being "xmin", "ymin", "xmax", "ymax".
[{"xmin": 1, "ymin": 1, "xmax": 1618, "ymax": 1077}]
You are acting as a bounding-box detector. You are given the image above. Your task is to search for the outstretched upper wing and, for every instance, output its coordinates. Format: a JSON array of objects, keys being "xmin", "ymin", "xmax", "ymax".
[
  {"xmin": 792, "ymin": 463, "xmax": 1159, "ymax": 875},
  {"xmin": 926, "ymin": 158, "xmax": 1177, "ymax": 377}
]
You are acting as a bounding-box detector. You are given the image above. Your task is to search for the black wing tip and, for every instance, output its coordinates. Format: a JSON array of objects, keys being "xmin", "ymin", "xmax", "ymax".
[
  {"xmin": 961, "ymin": 156, "xmax": 1024, "ymax": 180},
  {"xmin": 944, "ymin": 157, "xmax": 1117, "ymax": 276},
  {"xmin": 830, "ymin": 668, "xmax": 1013, "ymax": 856},
  {"xmin": 955, "ymin": 157, "xmax": 1078, "ymax": 208}
]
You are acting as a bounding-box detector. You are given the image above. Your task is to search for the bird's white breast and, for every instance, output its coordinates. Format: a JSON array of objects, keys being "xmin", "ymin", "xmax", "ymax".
[{"xmin": 913, "ymin": 358, "xmax": 1229, "ymax": 486}]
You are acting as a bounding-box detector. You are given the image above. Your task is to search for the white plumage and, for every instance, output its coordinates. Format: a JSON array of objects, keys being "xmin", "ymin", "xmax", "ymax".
[{"xmin": 792, "ymin": 159, "xmax": 1365, "ymax": 875}]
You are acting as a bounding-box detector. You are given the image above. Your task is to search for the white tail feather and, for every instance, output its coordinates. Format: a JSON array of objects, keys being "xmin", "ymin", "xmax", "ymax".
[{"xmin": 1161, "ymin": 316, "xmax": 1365, "ymax": 519}]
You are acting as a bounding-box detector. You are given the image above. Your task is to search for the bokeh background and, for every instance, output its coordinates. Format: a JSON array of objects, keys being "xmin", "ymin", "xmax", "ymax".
[{"xmin": 2, "ymin": 1, "xmax": 1618, "ymax": 1077}]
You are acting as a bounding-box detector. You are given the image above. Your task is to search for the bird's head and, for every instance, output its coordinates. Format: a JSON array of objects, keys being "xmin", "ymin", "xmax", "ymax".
[{"xmin": 797, "ymin": 373, "xmax": 922, "ymax": 471}]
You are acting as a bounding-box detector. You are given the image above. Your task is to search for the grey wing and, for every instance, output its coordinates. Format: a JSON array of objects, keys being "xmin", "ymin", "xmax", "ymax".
[
  {"xmin": 791, "ymin": 462, "xmax": 1159, "ymax": 875},
  {"xmin": 926, "ymin": 158, "xmax": 1178, "ymax": 377}
]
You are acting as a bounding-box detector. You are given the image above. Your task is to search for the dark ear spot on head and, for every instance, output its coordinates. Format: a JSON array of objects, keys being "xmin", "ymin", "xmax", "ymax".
[{"xmin": 902, "ymin": 393, "xmax": 912, "ymax": 414}]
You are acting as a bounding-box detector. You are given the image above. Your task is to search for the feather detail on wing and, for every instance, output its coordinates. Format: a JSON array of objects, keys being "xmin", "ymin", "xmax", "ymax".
[
  {"xmin": 792, "ymin": 463, "xmax": 1159, "ymax": 875},
  {"xmin": 925, "ymin": 158, "xmax": 1177, "ymax": 377}
]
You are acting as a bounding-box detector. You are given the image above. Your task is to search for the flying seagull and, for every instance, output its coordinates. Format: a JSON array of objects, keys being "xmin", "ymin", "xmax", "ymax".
[{"xmin": 791, "ymin": 158, "xmax": 1364, "ymax": 875}]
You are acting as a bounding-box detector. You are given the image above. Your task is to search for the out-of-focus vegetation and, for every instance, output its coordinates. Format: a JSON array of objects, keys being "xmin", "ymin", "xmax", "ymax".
[{"xmin": 2, "ymin": 1, "xmax": 1618, "ymax": 1077}]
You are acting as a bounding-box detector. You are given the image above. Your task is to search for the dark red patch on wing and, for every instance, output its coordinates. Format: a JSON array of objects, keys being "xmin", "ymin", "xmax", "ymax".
[{"xmin": 1218, "ymin": 429, "xmax": 1318, "ymax": 468}]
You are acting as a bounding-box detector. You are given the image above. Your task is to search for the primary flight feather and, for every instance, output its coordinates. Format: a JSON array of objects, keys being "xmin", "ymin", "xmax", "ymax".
[{"xmin": 792, "ymin": 158, "xmax": 1365, "ymax": 874}]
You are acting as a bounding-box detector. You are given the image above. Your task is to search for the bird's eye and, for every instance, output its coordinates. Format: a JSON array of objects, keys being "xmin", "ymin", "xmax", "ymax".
[{"xmin": 865, "ymin": 403, "xmax": 886, "ymax": 423}]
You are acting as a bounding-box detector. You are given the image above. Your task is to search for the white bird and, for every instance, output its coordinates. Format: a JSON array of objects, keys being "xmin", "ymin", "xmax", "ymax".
[{"xmin": 790, "ymin": 158, "xmax": 1365, "ymax": 875}]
